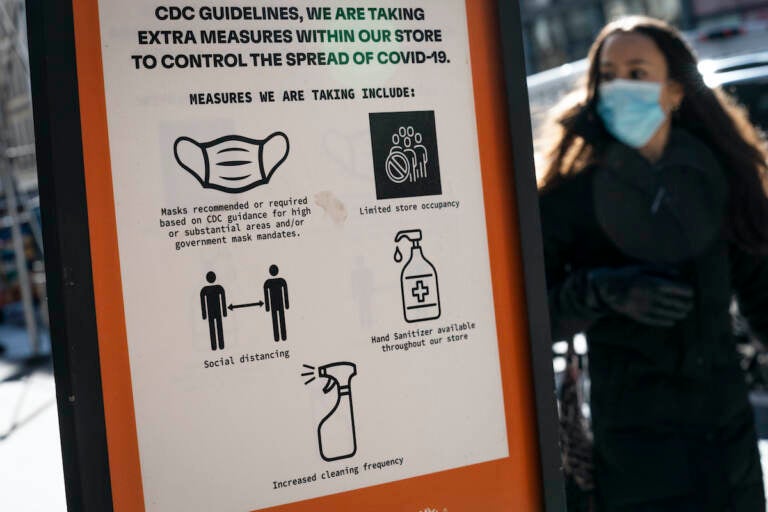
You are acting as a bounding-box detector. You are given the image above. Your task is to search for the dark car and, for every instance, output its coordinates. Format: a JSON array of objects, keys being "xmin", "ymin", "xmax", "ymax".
[{"xmin": 700, "ymin": 51, "xmax": 768, "ymax": 131}]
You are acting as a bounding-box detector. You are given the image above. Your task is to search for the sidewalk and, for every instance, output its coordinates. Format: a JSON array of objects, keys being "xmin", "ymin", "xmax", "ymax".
[{"xmin": 0, "ymin": 323, "xmax": 65, "ymax": 511}]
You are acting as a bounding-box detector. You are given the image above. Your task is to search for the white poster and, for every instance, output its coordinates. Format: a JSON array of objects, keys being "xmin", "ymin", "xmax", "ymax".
[{"xmin": 96, "ymin": 1, "xmax": 509, "ymax": 510}]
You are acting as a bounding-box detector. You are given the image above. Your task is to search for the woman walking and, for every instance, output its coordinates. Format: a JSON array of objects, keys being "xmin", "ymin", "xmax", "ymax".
[{"xmin": 539, "ymin": 16, "xmax": 768, "ymax": 512}]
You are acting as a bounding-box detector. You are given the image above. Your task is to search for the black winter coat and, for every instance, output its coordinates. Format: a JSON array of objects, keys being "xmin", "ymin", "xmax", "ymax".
[{"xmin": 540, "ymin": 129, "xmax": 767, "ymax": 508}]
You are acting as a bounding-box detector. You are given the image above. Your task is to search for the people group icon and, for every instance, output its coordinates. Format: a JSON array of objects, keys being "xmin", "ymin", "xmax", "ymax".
[
  {"xmin": 198, "ymin": 266, "xmax": 290, "ymax": 350},
  {"xmin": 200, "ymin": 271, "xmax": 227, "ymax": 351},
  {"xmin": 384, "ymin": 126, "xmax": 429, "ymax": 184}
]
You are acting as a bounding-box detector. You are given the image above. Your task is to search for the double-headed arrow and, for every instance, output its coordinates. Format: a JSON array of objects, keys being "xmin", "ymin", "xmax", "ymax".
[{"xmin": 228, "ymin": 301, "xmax": 264, "ymax": 311}]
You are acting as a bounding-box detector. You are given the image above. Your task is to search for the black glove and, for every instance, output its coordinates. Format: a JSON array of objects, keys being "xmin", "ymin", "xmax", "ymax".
[{"xmin": 586, "ymin": 266, "xmax": 695, "ymax": 327}]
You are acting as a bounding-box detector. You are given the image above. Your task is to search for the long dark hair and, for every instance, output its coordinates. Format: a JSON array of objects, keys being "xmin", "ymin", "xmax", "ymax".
[{"xmin": 540, "ymin": 16, "xmax": 768, "ymax": 254}]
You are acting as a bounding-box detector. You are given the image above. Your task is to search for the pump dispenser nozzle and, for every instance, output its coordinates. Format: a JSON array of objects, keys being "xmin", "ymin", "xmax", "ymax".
[{"xmin": 395, "ymin": 229, "xmax": 422, "ymax": 245}]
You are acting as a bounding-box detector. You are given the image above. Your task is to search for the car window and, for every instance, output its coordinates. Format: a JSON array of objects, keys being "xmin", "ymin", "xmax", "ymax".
[{"xmin": 725, "ymin": 82, "xmax": 768, "ymax": 132}]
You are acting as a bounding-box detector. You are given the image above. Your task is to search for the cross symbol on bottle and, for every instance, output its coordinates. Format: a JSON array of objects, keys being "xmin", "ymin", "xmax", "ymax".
[{"xmin": 412, "ymin": 280, "xmax": 430, "ymax": 303}]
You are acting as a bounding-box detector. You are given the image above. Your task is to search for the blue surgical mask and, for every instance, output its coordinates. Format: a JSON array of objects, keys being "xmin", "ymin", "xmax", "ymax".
[{"xmin": 597, "ymin": 79, "xmax": 667, "ymax": 148}]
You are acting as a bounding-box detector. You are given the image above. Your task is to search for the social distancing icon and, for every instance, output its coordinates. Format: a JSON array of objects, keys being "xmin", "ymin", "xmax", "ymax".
[{"xmin": 197, "ymin": 265, "xmax": 291, "ymax": 350}]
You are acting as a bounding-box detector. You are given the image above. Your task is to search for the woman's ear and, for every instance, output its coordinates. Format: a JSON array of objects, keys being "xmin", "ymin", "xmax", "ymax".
[{"xmin": 666, "ymin": 80, "xmax": 685, "ymax": 113}]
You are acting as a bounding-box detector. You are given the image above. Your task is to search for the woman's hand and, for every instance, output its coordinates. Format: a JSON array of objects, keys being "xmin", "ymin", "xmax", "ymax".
[{"xmin": 587, "ymin": 266, "xmax": 695, "ymax": 326}]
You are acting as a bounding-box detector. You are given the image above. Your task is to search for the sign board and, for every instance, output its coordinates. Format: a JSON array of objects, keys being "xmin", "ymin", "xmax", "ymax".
[{"xmin": 28, "ymin": 1, "xmax": 563, "ymax": 510}]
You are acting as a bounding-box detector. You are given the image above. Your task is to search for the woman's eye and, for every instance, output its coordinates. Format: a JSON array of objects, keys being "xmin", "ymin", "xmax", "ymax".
[
  {"xmin": 629, "ymin": 69, "xmax": 647, "ymax": 80},
  {"xmin": 599, "ymin": 72, "xmax": 615, "ymax": 82}
]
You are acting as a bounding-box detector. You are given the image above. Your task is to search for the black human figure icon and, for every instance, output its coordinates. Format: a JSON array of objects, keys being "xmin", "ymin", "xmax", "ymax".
[
  {"xmin": 200, "ymin": 271, "xmax": 227, "ymax": 350},
  {"xmin": 402, "ymin": 135, "xmax": 417, "ymax": 182},
  {"xmin": 264, "ymin": 265, "xmax": 289, "ymax": 341},
  {"xmin": 414, "ymin": 132, "xmax": 428, "ymax": 179}
]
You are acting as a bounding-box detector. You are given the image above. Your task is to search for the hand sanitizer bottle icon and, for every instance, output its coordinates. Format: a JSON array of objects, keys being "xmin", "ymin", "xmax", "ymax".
[{"xmin": 394, "ymin": 229, "xmax": 441, "ymax": 323}]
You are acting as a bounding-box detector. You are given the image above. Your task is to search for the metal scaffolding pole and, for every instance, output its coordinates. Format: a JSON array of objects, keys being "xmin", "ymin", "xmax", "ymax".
[
  {"xmin": 0, "ymin": 145, "xmax": 39, "ymax": 354},
  {"xmin": 0, "ymin": 0, "xmax": 40, "ymax": 355}
]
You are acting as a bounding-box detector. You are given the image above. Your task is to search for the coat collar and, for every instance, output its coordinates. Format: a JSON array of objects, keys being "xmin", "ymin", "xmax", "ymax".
[{"xmin": 591, "ymin": 128, "xmax": 728, "ymax": 263}]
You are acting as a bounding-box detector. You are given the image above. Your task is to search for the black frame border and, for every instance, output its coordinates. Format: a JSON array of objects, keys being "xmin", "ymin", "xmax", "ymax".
[
  {"xmin": 497, "ymin": 1, "xmax": 566, "ymax": 511},
  {"xmin": 26, "ymin": 0, "xmax": 114, "ymax": 510}
]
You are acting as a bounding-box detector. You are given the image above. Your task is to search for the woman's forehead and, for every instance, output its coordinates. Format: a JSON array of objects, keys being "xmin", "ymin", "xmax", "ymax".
[{"xmin": 600, "ymin": 32, "xmax": 665, "ymax": 67}]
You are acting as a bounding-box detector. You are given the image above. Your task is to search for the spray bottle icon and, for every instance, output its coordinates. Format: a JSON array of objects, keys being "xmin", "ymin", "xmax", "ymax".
[
  {"xmin": 394, "ymin": 229, "xmax": 441, "ymax": 322},
  {"xmin": 304, "ymin": 362, "xmax": 358, "ymax": 462}
]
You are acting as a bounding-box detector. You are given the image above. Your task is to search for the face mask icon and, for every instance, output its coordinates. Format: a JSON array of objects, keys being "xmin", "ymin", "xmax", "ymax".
[{"xmin": 173, "ymin": 132, "xmax": 290, "ymax": 193}]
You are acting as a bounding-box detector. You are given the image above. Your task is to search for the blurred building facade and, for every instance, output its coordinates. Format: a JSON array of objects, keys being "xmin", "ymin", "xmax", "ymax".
[
  {"xmin": 0, "ymin": 0, "xmax": 35, "ymax": 190},
  {"xmin": 0, "ymin": 0, "xmax": 45, "ymax": 343},
  {"xmin": 521, "ymin": 0, "xmax": 768, "ymax": 73}
]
